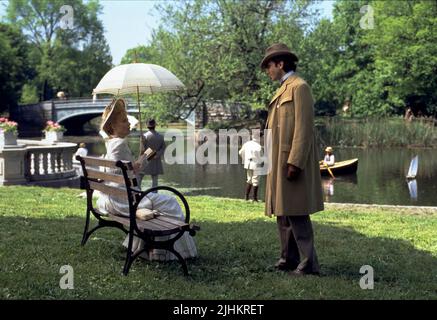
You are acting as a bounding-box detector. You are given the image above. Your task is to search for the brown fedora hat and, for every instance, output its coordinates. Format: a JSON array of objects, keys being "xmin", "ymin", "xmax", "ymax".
[{"xmin": 260, "ymin": 43, "xmax": 299, "ymax": 69}]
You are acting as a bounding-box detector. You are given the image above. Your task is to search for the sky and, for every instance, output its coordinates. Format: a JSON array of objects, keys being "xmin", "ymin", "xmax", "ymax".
[
  {"xmin": 100, "ymin": 0, "xmax": 164, "ymax": 65},
  {"xmin": 0, "ymin": 0, "xmax": 334, "ymax": 65}
]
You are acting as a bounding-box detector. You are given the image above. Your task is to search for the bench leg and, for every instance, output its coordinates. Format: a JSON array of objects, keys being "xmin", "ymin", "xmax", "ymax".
[
  {"xmin": 167, "ymin": 247, "xmax": 189, "ymax": 276},
  {"xmin": 123, "ymin": 232, "xmax": 135, "ymax": 276},
  {"xmin": 123, "ymin": 254, "xmax": 134, "ymax": 276},
  {"xmin": 81, "ymin": 210, "xmax": 91, "ymax": 246}
]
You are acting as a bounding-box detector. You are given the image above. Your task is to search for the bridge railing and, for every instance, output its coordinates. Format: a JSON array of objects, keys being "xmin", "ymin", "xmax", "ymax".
[{"xmin": 53, "ymin": 97, "xmax": 138, "ymax": 108}]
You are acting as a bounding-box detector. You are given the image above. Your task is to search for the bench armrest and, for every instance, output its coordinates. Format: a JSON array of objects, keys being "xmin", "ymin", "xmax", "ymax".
[
  {"xmin": 134, "ymin": 185, "xmax": 191, "ymax": 223},
  {"xmin": 188, "ymin": 223, "xmax": 200, "ymax": 236}
]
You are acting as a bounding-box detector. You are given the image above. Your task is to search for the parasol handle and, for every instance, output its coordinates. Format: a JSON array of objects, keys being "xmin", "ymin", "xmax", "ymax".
[{"xmin": 136, "ymin": 86, "xmax": 144, "ymax": 157}]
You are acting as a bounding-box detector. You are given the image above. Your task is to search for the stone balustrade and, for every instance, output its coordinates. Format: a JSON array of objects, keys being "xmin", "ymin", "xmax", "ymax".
[{"xmin": 0, "ymin": 139, "xmax": 79, "ymax": 187}]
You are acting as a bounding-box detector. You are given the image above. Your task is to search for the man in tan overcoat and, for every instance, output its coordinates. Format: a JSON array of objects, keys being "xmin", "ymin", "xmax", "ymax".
[{"xmin": 260, "ymin": 43, "xmax": 324, "ymax": 276}]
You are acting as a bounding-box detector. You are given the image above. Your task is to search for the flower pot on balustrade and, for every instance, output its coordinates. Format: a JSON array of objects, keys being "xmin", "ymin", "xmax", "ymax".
[
  {"xmin": 0, "ymin": 131, "xmax": 18, "ymax": 148},
  {"xmin": 45, "ymin": 131, "xmax": 63, "ymax": 143}
]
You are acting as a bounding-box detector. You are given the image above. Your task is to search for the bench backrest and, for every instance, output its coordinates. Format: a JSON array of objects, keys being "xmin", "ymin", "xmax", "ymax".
[{"xmin": 76, "ymin": 155, "xmax": 141, "ymax": 208}]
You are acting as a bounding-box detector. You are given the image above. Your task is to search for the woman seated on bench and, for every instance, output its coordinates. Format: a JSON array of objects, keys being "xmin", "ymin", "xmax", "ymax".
[{"xmin": 96, "ymin": 97, "xmax": 197, "ymax": 261}]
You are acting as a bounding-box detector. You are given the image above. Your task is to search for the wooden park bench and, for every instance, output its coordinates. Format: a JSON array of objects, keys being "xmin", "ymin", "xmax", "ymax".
[{"xmin": 76, "ymin": 155, "xmax": 200, "ymax": 276}]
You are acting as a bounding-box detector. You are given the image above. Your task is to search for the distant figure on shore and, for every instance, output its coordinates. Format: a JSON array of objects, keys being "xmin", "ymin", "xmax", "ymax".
[
  {"xmin": 74, "ymin": 143, "xmax": 88, "ymax": 188},
  {"xmin": 239, "ymin": 133, "xmax": 263, "ymax": 202},
  {"xmin": 57, "ymin": 91, "xmax": 66, "ymax": 100},
  {"xmin": 405, "ymin": 107, "xmax": 414, "ymax": 122},
  {"xmin": 342, "ymin": 98, "xmax": 351, "ymax": 116},
  {"xmin": 75, "ymin": 143, "xmax": 88, "ymax": 158},
  {"xmin": 139, "ymin": 119, "xmax": 165, "ymax": 189},
  {"xmin": 74, "ymin": 143, "xmax": 88, "ymax": 168}
]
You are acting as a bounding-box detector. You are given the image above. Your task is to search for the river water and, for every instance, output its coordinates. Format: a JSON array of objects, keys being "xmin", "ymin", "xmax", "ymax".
[{"xmin": 68, "ymin": 135, "xmax": 437, "ymax": 206}]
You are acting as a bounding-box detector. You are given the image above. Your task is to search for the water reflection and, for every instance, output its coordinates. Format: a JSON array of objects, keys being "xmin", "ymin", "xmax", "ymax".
[
  {"xmin": 407, "ymin": 179, "xmax": 418, "ymax": 201},
  {"xmin": 322, "ymin": 174, "xmax": 358, "ymax": 202},
  {"xmin": 322, "ymin": 178, "xmax": 334, "ymax": 201},
  {"xmin": 406, "ymin": 155, "xmax": 419, "ymax": 201}
]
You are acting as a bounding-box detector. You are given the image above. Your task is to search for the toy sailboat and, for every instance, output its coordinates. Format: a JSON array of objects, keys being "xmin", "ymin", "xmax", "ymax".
[{"xmin": 406, "ymin": 155, "xmax": 418, "ymax": 179}]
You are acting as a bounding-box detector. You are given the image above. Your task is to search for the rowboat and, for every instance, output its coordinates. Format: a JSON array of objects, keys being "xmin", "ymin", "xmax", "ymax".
[{"xmin": 320, "ymin": 158, "xmax": 358, "ymax": 176}]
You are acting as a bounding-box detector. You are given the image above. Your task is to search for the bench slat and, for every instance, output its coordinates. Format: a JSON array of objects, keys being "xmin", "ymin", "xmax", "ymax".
[
  {"xmin": 86, "ymin": 167, "xmax": 136, "ymax": 186},
  {"xmin": 88, "ymin": 181, "xmax": 128, "ymax": 201},
  {"xmin": 93, "ymin": 210, "xmax": 193, "ymax": 235},
  {"xmin": 147, "ymin": 216, "xmax": 181, "ymax": 230},
  {"xmin": 152, "ymin": 216, "xmax": 186, "ymax": 229},
  {"xmin": 79, "ymin": 156, "xmax": 131, "ymax": 169},
  {"xmin": 133, "ymin": 208, "xmax": 186, "ymax": 229},
  {"xmin": 139, "ymin": 219, "xmax": 174, "ymax": 231},
  {"xmin": 156, "ymin": 215, "xmax": 188, "ymax": 226},
  {"xmin": 107, "ymin": 213, "xmax": 187, "ymax": 236}
]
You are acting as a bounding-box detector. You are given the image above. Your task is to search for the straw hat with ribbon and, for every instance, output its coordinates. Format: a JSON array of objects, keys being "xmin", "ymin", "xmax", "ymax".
[{"xmin": 101, "ymin": 97, "xmax": 127, "ymax": 136}]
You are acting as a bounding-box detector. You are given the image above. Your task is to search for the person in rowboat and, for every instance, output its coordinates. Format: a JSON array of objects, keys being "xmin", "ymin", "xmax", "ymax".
[{"xmin": 321, "ymin": 146, "xmax": 335, "ymax": 166}]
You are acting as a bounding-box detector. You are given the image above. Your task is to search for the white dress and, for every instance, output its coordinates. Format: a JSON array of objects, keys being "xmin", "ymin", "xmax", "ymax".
[{"xmin": 96, "ymin": 137, "xmax": 197, "ymax": 261}]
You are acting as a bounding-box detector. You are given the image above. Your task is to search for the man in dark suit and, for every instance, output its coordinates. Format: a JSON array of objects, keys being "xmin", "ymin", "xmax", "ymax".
[{"xmin": 139, "ymin": 119, "xmax": 165, "ymax": 189}]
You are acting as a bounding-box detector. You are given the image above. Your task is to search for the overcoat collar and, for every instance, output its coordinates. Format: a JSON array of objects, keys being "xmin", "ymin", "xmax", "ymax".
[{"xmin": 269, "ymin": 74, "xmax": 299, "ymax": 106}]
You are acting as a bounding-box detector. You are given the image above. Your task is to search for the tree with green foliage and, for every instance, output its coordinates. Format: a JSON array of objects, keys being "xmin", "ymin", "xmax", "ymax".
[
  {"xmin": 365, "ymin": 0, "xmax": 437, "ymax": 116},
  {"xmin": 310, "ymin": 0, "xmax": 437, "ymax": 117},
  {"xmin": 326, "ymin": 0, "xmax": 378, "ymax": 117},
  {"xmin": 0, "ymin": 23, "xmax": 32, "ymax": 113},
  {"xmin": 6, "ymin": 0, "xmax": 112, "ymax": 101},
  {"xmin": 300, "ymin": 18, "xmax": 341, "ymax": 116}
]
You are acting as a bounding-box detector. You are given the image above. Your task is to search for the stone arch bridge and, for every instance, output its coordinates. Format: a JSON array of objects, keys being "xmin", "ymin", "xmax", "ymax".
[{"xmin": 11, "ymin": 98, "xmax": 140, "ymax": 136}]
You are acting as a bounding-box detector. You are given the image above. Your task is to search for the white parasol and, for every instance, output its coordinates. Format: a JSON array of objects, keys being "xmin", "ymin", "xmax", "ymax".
[{"xmin": 92, "ymin": 63, "xmax": 185, "ymax": 153}]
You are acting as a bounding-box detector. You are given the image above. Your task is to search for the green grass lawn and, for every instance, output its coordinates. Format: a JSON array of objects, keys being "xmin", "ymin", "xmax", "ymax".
[{"xmin": 0, "ymin": 186, "xmax": 436, "ymax": 299}]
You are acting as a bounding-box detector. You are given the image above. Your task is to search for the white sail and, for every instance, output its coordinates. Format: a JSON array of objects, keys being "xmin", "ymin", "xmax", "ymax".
[{"xmin": 406, "ymin": 155, "xmax": 418, "ymax": 178}]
